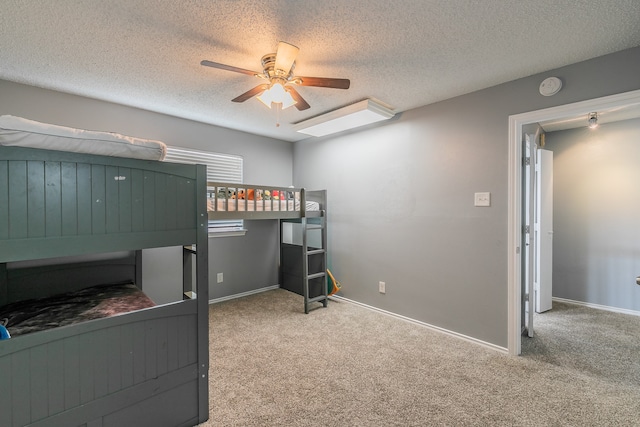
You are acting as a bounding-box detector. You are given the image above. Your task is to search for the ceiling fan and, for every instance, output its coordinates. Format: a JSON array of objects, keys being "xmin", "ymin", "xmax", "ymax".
[{"xmin": 201, "ymin": 42, "xmax": 350, "ymax": 112}]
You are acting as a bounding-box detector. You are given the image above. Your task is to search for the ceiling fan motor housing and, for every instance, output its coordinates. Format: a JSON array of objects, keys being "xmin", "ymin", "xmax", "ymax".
[{"xmin": 261, "ymin": 53, "xmax": 295, "ymax": 82}]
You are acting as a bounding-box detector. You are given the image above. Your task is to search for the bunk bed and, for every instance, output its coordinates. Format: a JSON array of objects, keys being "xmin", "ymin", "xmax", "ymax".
[
  {"xmin": 207, "ymin": 182, "xmax": 329, "ymax": 314},
  {"xmin": 0, "ymin": 116, "xmax": 209, "ymax": 426}
]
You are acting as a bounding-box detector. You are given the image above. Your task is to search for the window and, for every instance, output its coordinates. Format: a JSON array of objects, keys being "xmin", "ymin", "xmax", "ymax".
[{"xmin": 164, "ymin": 146, "xmax": 244, "ymax": 235}]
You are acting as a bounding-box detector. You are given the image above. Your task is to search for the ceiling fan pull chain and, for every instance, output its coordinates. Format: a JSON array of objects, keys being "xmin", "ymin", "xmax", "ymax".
[{"xmin": 275, "ymin": 102, "xmax": 282, "ymax": 127}]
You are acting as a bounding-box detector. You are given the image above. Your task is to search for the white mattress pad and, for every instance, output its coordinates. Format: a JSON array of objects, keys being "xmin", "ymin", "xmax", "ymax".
[{"xmin": 0, "ymin": 115, "xmax": 167, "ymax": 161}]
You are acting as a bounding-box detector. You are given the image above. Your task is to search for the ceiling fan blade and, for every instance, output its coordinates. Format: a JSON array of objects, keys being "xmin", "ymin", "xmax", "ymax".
[
  {"xmin": 232, "ymin": 84, "xmax": 270, "ymax": 103},
  {"xmin": 274, "ymin": 42, "xmax": 299, "ymax": 75},
  {"xmin": 286, "ymin": 87, "xmax": 310, "ymax": 111},
  {"xmin": 295, "ymin": 76, "xmax": 350, "ymax": 89},
  {"xmin": 201, "ymin": 60, "xmax": 260, "ymax": 77}
]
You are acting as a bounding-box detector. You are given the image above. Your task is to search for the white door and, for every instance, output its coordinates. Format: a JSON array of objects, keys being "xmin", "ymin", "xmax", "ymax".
[
  {"xmin": 535, "ymin": 149, "xmax": 553, "ymax": 312},
  {"xmin": 523, "ymin": 134, "xmax": 537, "ymax": 337}
]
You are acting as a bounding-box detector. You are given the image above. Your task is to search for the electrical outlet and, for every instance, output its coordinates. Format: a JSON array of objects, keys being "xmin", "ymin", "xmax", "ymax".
[
  {"xmin": 379, "ymin": 281, "xmax": 386, "ymax": 294},
  {"xmin": 217, "ymin": 272, "xmax": 223, "ymax": 283},
  {"xmin": 474, "ymin": 192, "xmax": 491, "ymax": 207}
]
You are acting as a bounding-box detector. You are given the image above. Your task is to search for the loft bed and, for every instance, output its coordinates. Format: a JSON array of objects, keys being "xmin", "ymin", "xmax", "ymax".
[
  {"xmin": 206, "ymin": 182, "xmax": 324, "ymax": 219},
  {"xmin": 0, "ymin": 116, "xmax": 209, "ymax": 427},
  {"xmin": 207, "ymin": 182, "xmax": 329, "ymax": 313}
]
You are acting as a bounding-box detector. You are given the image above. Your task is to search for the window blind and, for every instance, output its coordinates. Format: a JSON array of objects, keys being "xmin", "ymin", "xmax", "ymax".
[{"xmin": 164, "ymin": 146, "xmax": 244, "ymax": 233}]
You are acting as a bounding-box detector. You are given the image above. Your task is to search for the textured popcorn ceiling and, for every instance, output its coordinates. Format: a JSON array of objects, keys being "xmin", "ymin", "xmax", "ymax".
[{"xmin": 1, "ymin": 0, "xmax": 639, "ymax": 141}]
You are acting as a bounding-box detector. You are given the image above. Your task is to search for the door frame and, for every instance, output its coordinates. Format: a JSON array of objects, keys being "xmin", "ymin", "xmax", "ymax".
[{"xmin": 507, "ymin": 88, "xmax": 640, "ymax": 355}]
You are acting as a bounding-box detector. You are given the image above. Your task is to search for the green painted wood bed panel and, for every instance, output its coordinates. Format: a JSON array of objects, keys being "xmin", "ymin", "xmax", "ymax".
[
  {"xmin": 0, "ymin": 147, "xmax": 199, "ymax": 263},
  {"xmin": 0, "ymin": 160, "xmax": 8, "ymax": 240},
  {"xmin": 0, "ymin": 146, "xmax": 210, "ymax": 426},
  {"xmin": 0, "ymin": 302, "xmax": 199, "ymax": 427},
  {"xmin": 3, "ymin": 253, "xmax": 137, "ymax": 304}
]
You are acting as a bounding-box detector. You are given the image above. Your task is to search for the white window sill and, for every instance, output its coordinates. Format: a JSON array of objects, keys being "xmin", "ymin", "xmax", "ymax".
[{"xmin": 208, "ymin": 229, "xmax": 248, "ymax": 238}]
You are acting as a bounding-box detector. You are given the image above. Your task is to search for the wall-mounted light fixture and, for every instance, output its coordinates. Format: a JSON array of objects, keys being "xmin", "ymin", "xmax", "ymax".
[
  {"xmin": 588, "ymin": 112, "xmax": 599, "ymax": 129},
  {"xmin": 293, "ymin": 99, "xmax": 394, "ymax": 137}
]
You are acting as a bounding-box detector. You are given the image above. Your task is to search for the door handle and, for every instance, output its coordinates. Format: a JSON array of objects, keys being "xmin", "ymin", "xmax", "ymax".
[{"xmin": 636, "ymin": 277, "xmax": 640, "ymax": 286}]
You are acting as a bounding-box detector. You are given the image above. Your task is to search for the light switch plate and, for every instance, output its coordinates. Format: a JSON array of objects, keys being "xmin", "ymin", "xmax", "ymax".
[{"xmin": 474, "ymin": 192, "xmax": 491, "ymax": 207}]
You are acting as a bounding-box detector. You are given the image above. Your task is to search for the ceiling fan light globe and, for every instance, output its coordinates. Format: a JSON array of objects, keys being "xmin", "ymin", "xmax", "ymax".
[
  {"xmin": 256, "ymin": 93, "xmax": 273, "ymax": 109},
  {"xmin": 274, "ymin": 41, "xmax": 299, "ymax": 75},
  {"xmin": 280, "ymin": 91, "xmax": 297, "ymax": 109},
  {"xmin": 270, "ymin": 82, "xmax": 286, "ymax": 99},
  {"xmin": 256, "ymin": 83, "xmax": 297, "ymax": 110}
]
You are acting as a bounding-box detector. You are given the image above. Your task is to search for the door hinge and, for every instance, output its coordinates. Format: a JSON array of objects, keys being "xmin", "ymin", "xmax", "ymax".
[
  {"xmin": 523, "ymin": 225, "xmax": 530, "ymax": 234},
  {"xmin": 523, "ymin": 157, "xmax": 531, "ymax": 166}
]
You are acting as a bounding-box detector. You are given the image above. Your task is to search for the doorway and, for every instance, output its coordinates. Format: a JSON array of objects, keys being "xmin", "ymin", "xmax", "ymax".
[{"xmin": 507, "ymin": 88, "xmax": 640, "ymax": 355}]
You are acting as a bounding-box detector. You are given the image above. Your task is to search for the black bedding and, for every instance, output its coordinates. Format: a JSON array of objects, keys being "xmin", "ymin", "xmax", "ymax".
[{"xmin": 0, "ymin": 283, "xmax": 155, "ymax": 337}]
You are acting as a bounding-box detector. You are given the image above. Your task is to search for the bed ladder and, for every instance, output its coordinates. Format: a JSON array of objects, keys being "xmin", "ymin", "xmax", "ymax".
[{"xmin": 301, "ymin": 213, "xmax": 328, "ymax": 314}]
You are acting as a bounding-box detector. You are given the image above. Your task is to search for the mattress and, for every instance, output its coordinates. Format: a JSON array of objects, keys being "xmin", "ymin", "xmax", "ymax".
[
  {"xmin": 0, "ymin": 115, "xmax": 167, "ymax": 161},
  {"xmin": 0, "ymin": 283, "xmax": 155, "ymax": 337}
]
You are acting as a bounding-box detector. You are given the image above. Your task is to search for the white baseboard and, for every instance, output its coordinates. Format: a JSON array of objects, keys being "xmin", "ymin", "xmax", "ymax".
[
  {"xmin": 552, "ymin": 297, "xmax": 640, "ymax": 317},
  {"xmin": 329, "ymin": 295, "xmax": 508, "ymax": 354},
  {"xmin": 209, "ymin": 284, "xmax": 280, "ymax": 304}
]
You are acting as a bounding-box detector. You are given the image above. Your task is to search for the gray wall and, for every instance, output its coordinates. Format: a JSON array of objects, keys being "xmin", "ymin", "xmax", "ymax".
[
  {"xmin": 293, "ymin": 46, "xmax": 640, "ymax": 348},
  {"xmin": 0, "ymin": 80, "xmax": 293, "ymax": 301},
  {"xmin": 545, "ymin": 118, "xmax": 640, "ymax": 311}
]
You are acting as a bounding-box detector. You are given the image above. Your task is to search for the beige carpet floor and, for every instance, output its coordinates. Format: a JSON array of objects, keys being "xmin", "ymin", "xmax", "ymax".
[
  {"xmin": 199, "ymin": 289, "xmax": 640, "ymax": 426},
  {"xmin": 522, "ymin": 301, "xmax": 640, "ymax": 388}
]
